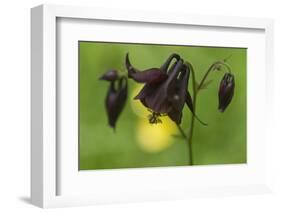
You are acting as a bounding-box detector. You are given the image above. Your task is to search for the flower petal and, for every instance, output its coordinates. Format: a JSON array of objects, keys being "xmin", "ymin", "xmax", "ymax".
[
  {"xmin": 185, "ymin": 90, "xmax": 193, "ymax": 112},
  {"xmin": 140, "ymin": 60, "xmax": 184, "ymax": 114},
  {"xmin": 105, "ymin": 78, "xmax": 128, "ymax": 129},
  {"xmin": 170, "ymin": 65, "xmax": 189, "ymax": 112},
  {"xmin": 130, "ymin": 68, "xmax": 168, "ymax": 84},
  {"xmin": 159, "ymin": 53, "xmax": 180, "ymax": 72},
  {"xmin": 105, "ymin": 83, "xmax": 119, "ymax": 128},
  {"xmin": 168, "ymin": 109, "xmax": 182, "ymax": 124},
  {"xmin": 125, "ymin": 53, "xmax": 168, "ymax": 84},
  {"xmin": 135, "ymin": 84, "xmax": 172, "ymax": 113},
  {"xmin": 134, "ymin": 83, "xmax": 159, "ymax": 100}
]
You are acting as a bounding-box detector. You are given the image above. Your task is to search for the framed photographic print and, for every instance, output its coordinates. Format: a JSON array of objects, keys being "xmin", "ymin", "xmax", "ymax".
[{"xmin": 31, "ymin": 4, "xmax": 274, "ymax": 208}]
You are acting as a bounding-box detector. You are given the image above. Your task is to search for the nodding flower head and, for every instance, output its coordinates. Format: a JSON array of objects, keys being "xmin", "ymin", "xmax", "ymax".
[
  {"xmin": 100, "ymin": 70, "xmax": 128, "ymax": 129},
  {"xmin": 125, "ymin": 53, "xmax": 194, "ymax": 125},
  {"xmin": 218, "ymin": 73, "xmax": 235, "ymax": 112}
]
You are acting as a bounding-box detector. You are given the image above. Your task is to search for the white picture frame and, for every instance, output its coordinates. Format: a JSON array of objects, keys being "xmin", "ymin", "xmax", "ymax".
[{"xmin": 31, "ymin": 4, "xmax": 274, "ymax": 208}]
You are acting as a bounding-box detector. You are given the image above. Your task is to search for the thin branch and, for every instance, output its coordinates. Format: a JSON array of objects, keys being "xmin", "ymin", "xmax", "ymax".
[{"xmin": 176, "ymin": 124, "xmax": 188, "ymax": 139}]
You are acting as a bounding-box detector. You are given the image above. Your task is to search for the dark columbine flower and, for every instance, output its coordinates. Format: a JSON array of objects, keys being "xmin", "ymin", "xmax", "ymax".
[
  {"xmin": 126, "ymin": 53, "xmax": 193, "ymax": 125},
  {"xmin": 218, "ymin": 73, "xmax": 235, "ymax": 112},
  {"xmin": 100, "ymin": 70, "xmax": 128, "ymax": 129}
]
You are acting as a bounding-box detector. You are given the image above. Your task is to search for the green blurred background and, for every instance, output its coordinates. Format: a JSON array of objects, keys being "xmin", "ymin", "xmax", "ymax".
[{"xmin": 79, "ymin": 41, "xmax": 247, "ymax": 170}]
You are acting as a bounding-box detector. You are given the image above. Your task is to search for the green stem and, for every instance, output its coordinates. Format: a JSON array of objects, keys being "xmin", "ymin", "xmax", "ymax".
[
  {"xmin": 197, "ymin": 64, "xmax": 215, "ymax": 90},
  {"xmin": 181, "ymin": 60, "xmax": 231, "ymax": 165},
  {"xmin": 188, "ymin": 65, "xmax": 197, "ymax": 165},
  {"xmin": 176, "ymin": 125, "xmax": 188, "ymax": 139},
  {"xmin": 176, "ymin": 124, "xmax": 194, "ymax": 164},
  {"xmin": 185, "ymin": 62, "xmax": 217, "ymax": 165}
]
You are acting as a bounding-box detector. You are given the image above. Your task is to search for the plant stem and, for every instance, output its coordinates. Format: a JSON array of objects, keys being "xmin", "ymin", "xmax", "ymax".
[
  {"xmin": 176, "ymin": 125, "xmax": 188, "ymax": 139},
  {"xmin": 176, "ymin": 123, "xmax": 193, "ymax": 165},
  {"xmin": 188, "ymin": 65, "xmax": 197, "ymax": 165},
  {"xmin": 197, "ymin": 64, "xmax": 215, "ymax": 90},
  {"xmin": 185, "ymin": 62, "xmax": 216, "ymax": 165}
]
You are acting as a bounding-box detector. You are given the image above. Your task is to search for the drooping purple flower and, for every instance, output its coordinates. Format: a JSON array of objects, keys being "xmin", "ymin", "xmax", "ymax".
[
  {"xmin": 126, "ymin": 53, "xmax": 193, "ymax": 124},
  {"xmin": 100, "ymin": 70, "xmax": 128, "ymax": 129},
  {"xmin": 218, "ymin": 73, "xmax": 235, "ymax": 112}
]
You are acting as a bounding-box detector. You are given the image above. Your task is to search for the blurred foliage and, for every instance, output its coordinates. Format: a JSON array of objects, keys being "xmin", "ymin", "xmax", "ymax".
[{"xmin": 79, "ymin": 41, "xmax": 247, "ymax": 170}]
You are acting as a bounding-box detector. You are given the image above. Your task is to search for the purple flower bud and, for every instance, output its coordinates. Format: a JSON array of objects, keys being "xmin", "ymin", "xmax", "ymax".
[
  {"xmin": 100, "ymin": 69, "xmax": 128, "ymax": 129},
  {"xmin": 218, "ymin": 73, "xmax": 235, "ymax": 112},
  {"xmin": 105, "ymin": 77, "xmax": 128, "ymax": 129},
  {"xmin": 100, "ymin": 69, "xmax": 119, "ymax": 81}
]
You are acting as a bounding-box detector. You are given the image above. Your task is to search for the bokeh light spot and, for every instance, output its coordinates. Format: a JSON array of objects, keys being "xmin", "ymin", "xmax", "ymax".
[{"xmin": 136, "ymin": 117, "xmax": 178, "ymax": 153}]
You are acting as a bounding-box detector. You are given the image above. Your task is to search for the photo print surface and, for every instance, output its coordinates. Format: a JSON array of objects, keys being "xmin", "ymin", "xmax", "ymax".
[{"xmin": 79, "ymin": 41, "xmax": 247, "ymax": 170}]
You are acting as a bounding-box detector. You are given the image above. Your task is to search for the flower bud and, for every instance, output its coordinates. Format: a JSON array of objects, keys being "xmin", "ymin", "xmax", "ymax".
[
  {"xmin": 105, "ymin": 77, "xmax": 128, "ymax": 129},
  {"xmin": 218, "ymin": 73, "xmax": 235, "ymax": 112},
  {"xmin": 100, "ymin": 69, "xmax": 119, "ymax": 81}
]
